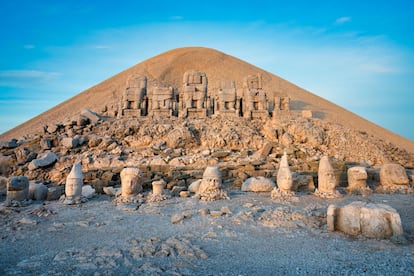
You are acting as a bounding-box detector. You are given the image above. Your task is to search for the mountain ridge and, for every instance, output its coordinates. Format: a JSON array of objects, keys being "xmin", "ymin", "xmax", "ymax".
[{"xmin": 1, "ymin": 46, "xmax": 413, "ymax": 152}]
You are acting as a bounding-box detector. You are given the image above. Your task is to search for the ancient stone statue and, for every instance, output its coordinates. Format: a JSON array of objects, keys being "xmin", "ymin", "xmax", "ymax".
[
  {"xmin": 64, "ymin": 162, "xmax": 83, "ymax": 205},
  {"xmin": 122, "ymin": 74, "xmax": 147, "ymax": 117},
  {"xmin": 113, "ymin": 167, "xmax": 144, "ymax": 206},
  {"xmin": 6, "ymin": 176, "xmax": 29, "ymax": 206},
  {"xmin": 314, "ymin": 156, "xmax": 341, "ymax": 198},
  {"xmin": 120, "ymin": 167, "xmax": 143, "ymax": 198},
  {"xmin": 242, "ymin": 73, "xmax": 269, "ymax": 119},
  {"xmin": 215, "ymin": 80, "xmax": 237, "ymax": 116},
  {"xmin": 271, "ymin": 152, "xmax": 295, "ymax": 199},
  {"xmin": 190, "ymin": 166, "xmax": 228, "ymax": 201},
  {"xmin": 277, "ymin": 152, "xmax": 293, "ymax": 192},
  {"xmin": 181, "ymin": 70, "xmax": 208, "ymax": 117},
  {"xmin": 347, "ymin": 166, "xmax": 371, "ymax": 195},
  {"xmin": 149, "ymin": 86, "xmax": 175, "ymax": 117},
  {"xmin": 378, "ymin": 163, "xmax": 411, "ymax": 193},
  {"xmin": 327, "ymin": 201, "xmax": 404, "ymax": 239}
]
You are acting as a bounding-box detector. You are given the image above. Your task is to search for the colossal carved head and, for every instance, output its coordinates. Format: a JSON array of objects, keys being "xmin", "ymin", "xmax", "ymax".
[{"xmin": 120, "ymin": 167, "xmax": 143, "ymax": 197}]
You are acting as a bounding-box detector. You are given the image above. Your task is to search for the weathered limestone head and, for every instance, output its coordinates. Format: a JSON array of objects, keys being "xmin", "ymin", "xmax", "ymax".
[
  {"xmin": 199, "ymin": 166, "xmax": 222, "ymax": 192},
  {"xmin": 277, "ymin": 152, "xmax": 293, "ymax": 192},
  {"xmin": 193, "ymin": 166, "xmax": 228, "ymax": 201},
  {"xmin": 65, "ymin": 162, "xmax": 83, "ymax": 199},
  {"xmin": 7, "ymin": 176, "xmax": 29, "ymax": 203},
  {"xmin": 380, "ymin": 163, "xmax": 409, "ymax": 187},
  {"xmin": 347, "ymin": 166, "xmax": 369, "ymax": 194},
  {"xmin": 120, "ymin": 167, "xmax": 143, "ymax": 197},
  {"xmin": 317, "ymin": 156, "xmax": 337, "ymax": 193}
]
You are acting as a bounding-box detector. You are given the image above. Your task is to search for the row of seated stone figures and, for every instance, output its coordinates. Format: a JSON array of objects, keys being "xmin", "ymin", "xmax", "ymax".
[{"xmin": 120, "ymin": 71, "xmax": 290, "ymax": 119}]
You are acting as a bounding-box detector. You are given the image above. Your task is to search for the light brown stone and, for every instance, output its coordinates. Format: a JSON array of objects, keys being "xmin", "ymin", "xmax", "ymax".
[{"xmin": 327, "ymin": 201, "xmax": 404, "ymax": 239}]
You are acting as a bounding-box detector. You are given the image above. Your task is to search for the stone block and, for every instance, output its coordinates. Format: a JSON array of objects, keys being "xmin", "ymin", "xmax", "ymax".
[
  {"xmin": 241, "ymin": 176, "xmax": 276, "ymax": 192},
  {"xmin": 327, "ymin": 201, "xmax": 404, "ymax": 239},
  {"xmin": 28, "ymin": 151, "xmax": 58, "ymax": 170}
]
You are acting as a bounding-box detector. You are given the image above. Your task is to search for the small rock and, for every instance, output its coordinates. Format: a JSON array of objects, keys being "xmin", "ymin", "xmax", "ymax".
[
  {"xmin": 179, "ymin": 191, "xmax": 191, "ymax": 198},
  {"xmin": 210, "ymin": 211, "xmax": 223, "ymax": 217},
  {"xmin": 221, "ymin": 206, "xmax": 232, "ymax": 215},
  {"xmin": 18, "ymin": 217, "xmax": 37, "ymax": 225},
  {"xmin": 103, "ymin": 186, "xmax": 119, "ymax": 196},
  {"xmin": 171, "ymin": 214, "xmax": 184, "ymax": 224},
  {"xmin": 198, "ymin": 208, "xmax": 210, "ymax": 216},
  {"xmin": 243, "ymin": 203, "xmax": 255, "ymax": 208}
]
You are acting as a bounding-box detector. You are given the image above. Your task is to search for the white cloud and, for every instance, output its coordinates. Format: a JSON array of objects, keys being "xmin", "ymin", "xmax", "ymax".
[{"xmin": 335, "ymin": 16, "xmax": 351, "ymax": 25}]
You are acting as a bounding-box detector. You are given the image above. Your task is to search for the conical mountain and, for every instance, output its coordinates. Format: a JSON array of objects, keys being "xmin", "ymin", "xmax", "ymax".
[{"xmin": 1, "ymin": 46, "xmax": 413, "ymax": 152}]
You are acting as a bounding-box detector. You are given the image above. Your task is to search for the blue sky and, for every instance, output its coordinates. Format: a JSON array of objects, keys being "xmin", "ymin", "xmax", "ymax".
[{"xmin": 1, "ymin": 0, "xmax": 413, "ymax": 141}]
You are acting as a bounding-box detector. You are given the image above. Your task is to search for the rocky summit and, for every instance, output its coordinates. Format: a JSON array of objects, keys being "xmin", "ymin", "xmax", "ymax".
[
  {"xmin": 1, "ymin": 47, "xmax": 414, "ymax": 275},
  {"xmin": 0, "ymin": 47, "xmax": 412, "ymax": 192}
]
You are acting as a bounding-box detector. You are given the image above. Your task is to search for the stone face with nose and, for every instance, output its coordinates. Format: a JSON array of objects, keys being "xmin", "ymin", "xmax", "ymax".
[{"xmin": 120, "ymin": 167, "xmax": 143, "ymax": 197}]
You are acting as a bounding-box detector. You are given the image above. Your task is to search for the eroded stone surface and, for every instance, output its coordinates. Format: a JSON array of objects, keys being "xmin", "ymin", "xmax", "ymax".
[
  {"xmin": 314, "ymin": 156, "xmax": 342, "ymax": 198},
  {"xmin": 327, "ymin": 201, "xmax": 404, "ymax": 239},
  {"xmin": 192, "ymin": 166, "xmax": 228, "ymax": 201}
]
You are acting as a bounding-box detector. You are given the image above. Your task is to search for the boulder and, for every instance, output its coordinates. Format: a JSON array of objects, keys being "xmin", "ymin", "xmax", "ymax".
[
  {"xmin": 82, "ymin": 185, "xmax": 96, "ymax": 199},
  {"xmin": 347, "ymin": 166, "xmax": 370, "ymax": 194},
  {"xmin": 241, "ymin": 177, "xmax": 276, "ymax": 192},
  {"xmin": 29, "ymin": 182, "xmax": 48, "ymax": 200},
  {"xmin": 40, "ymin": 137, "xmax": 53, "ymax": 150},
  {"xmin": 327, "ymin": 201, "xmax": 404, "ymax": 239},
  {"xmin": 81, "ymin": 109, "xmax": 101, "ymax": 124},
  {"xmin": 61, "ymin": 137, "xmax": 80, "ymax": 149},
  {"xmin": 380, "ymin": 163, "xmax": 409, "ymax": 187},
  {"xmin": 7, "ymin": 176, "xmax": 29, "ymax": 202},
  {"xmin": 28, "ymin": 151, "xmax": 58, "ymax": 170}
]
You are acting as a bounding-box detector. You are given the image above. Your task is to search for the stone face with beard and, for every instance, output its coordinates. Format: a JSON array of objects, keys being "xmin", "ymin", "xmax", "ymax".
[
  {"xmin": 315, "ymin": 156, "xmax": 342, "ymax": 198},
  {"xmin": 193, "ymin": 166, "xmax": 229, "ymax": 201}
]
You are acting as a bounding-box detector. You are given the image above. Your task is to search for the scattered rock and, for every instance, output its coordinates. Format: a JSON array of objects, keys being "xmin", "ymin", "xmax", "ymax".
[
  {"xmin": 241, "ymin": 176, "xmax": 276, "ymax": 192},
  {"xmin": 28, "ymin": 151, "xmax": 58, "ymax": 170}
]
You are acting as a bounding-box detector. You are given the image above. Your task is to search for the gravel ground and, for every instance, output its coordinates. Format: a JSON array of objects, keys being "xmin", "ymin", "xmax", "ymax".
[{"xmin": 1, "ymin": 191, "xmax": 413, "ymax": 275}]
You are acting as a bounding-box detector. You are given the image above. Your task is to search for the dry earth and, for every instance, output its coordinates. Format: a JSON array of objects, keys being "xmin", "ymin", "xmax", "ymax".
[{"xmin": 1, "ymin": 188, "xmax": 414, "ymax": 275}]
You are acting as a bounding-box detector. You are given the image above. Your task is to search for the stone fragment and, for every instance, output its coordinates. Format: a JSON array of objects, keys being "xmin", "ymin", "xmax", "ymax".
[
  {"xmin": 28, "ymin": 151, "xmax": 58, "ymax": 170},
  {"xmin": 82, "ymin": 185, "xmax": 96, "ymax": 199},
  {"xmin": 6, "ymin": 176, "xmax": 29, "ymax": 204},
  {"xmin": 192, "ymin": 166, "xmax": 229, "ymax": 201},
  {"xmin": 241, "ymin": 177, "xmax": 275, "ymax": 192},
  {"xmin": 40, "ymin": 137, "xmax": 53, "ymax": 150},
  {"xmin": 0, "ymin": 139, "xmax": 18, "ymax": 149},
  {"xmin": 314, "ymin": 156, "xmax": 341, "ymax": 198},
  {"xmin": 47, "ymin": 186, "xmax": 64, "ymax": 201},
  {"xmin": 171, "ymin": 186, "xmax": 186, "ymax": 197},
  {"xmin": 29, "ymin": 182, "xmax": 48, "ymax": 200},
  {"xmin": 103, "ymin": 186, "xmax": 119, "ymax": 196},
  {"xmin": 179, "ymin": 191, "xmax": 190, "ymax": 198},
  {"xmin": 61, "ymin": 137, "xmax": 80, "ymax": 149},
  {"xmin": 46, "ymin": 124, "xmax": 58, "ymax": 134},
  {"xmin": 81, "ymin": 109, "xmax": 101, "ymax": 124},
  {"xmin": 64, "ymin": 162, "xmax": 83, "ymax": 205},
  {"xmin": 378, "ymin": 163, "xmax": 410, "ymax": 193},
  {"xmin": 327, "ymin": 201, "xmax": 404, "ymax": 239},
  {"xmin": 198, "ymin": 208, "xmax": 210, "ymax": 216},
  {"xmin": 347, "ymin": 166, "xmax": 371, "ymax": 195},
  {"xmin": 147, "ymin": 179, "xmax": 170, "ymax": 203},
  {"xmin": 171, "ymin": 213, "xmax": 184, "ymax": 224}
]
